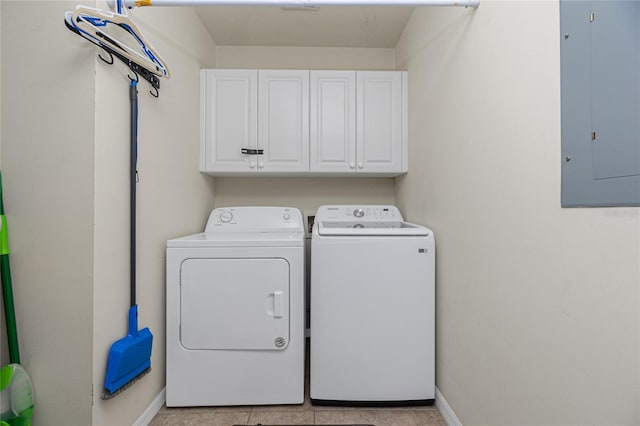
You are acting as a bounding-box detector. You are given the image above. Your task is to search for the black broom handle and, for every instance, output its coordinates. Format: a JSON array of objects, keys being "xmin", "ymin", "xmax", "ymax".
[{"xmin": 130, "ymin": 80, "xmax": 138, "ymax": 308}]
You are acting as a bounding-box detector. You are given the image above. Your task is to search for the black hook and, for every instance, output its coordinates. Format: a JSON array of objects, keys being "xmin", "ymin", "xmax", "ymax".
[
  {"xmin": 98, "ymin": 47, "xmax": 114, "ymax": 65},
  {"xmin": 127, "ymin": 62, "xmax": 160, "ymax": 98},
  {"xmin": 65, "ymin": 17, "xmax": 114, "ymax": 67},
  {"xmin": 128, "ymin": 69, "xmax": 139, "ymax": 83}
]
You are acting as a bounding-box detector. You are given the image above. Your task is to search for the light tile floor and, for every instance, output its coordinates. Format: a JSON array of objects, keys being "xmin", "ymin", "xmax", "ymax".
[{"xmin": 150, "ymin": 392, "xmax": 446, "ymax": 426}]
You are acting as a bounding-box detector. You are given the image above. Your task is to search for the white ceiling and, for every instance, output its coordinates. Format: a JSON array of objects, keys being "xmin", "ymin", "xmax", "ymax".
[{"xmin": 194, "ymin": 6, "xmax": 415, "ymax": 48}]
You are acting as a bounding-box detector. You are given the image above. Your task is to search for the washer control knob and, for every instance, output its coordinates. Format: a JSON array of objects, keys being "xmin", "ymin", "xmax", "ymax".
[
  {"xmin": 283, "ymin": 213, "xmax": 291, "ymax": 221},
  {"xmin": 219, "ymin": 210, "xmax": 233, "ymax": 223},
  {"xmin": 353, "ymin": 208, "xmax": 365, "ymax": 218}
]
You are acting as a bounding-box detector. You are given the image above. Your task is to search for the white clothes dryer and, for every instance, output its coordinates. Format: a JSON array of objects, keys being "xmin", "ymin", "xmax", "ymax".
[
  {"xmin": 166, "ymin": 206, "xmax": 305, "ymax": 407},
  {"xmin": 310, "ymin": 205, "xmax": 435, "ymax": 406}
]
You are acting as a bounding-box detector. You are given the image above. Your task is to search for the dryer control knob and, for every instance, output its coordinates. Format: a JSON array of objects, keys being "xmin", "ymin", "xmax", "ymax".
[
  {"xmin": 283, "ymin": 213, "xmax": 291, "ymax": 221},
  {"xmin": 219, "ymin": 210, "xmax": 233, "ymax": 223},
  {"xmin": 353, "ymin": 208, "xmax": 365, "ymax": 218}
]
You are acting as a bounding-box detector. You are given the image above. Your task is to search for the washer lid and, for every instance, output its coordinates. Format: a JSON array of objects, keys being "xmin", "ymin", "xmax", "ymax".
[
  {"xmin": 167, "ymin": 231, "xmax": 304, "ymax": 248},
  {"xmin": 318, "ymin": 221, "xmax": 430, "ymax": 236}
]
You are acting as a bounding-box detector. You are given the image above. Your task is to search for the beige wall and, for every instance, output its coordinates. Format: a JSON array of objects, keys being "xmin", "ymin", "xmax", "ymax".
[
  {"xmin": 91, "ymin": 4, "xmax": 216, "ymax": 425},
  {"xmin": 216, "ymin": 46, "xmax": 395, "ymax": 70},
  {"xmin": 2, "ymin": 1, "xmax": 216, "ymax": 425},
  {"xmin": 214, "ymin": 177, "xmax": 395, "ymax": 224},
  {"xmin": 213, "ymin": 46, "xmax": 397, "ymax": 218},
  {"xmin": 1, "ymin": 1, "xmax": 96, "ymax": 424},
  {"xmin": 395, "ymin": 2, "xmax": 640, "ymax": 425}
]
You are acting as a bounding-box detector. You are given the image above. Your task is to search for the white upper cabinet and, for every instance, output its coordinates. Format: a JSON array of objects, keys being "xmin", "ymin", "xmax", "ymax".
[
  {"xmin": 200, "ymin": 69, "xmax": 258, "ymax": 173},
  {"xmin": 258, "ymin": 70, "xmax": 310, "ymax": 173},
  {"xmin": 356, "ymin": 71, "xmax": 406, "ymax": 174},
  {"xmin": 201, "ymin": 69, "xmax": 407, "ymax": 176},
  {"xmin": 310, "ymin": 71, "xmax": 407, "ymax": 175},
  {"xmin": 310, "ymin": 71, "xmax": 357, "ymax": 173},
  {"xmin": 200, "ymin": 69, "xmax": 308, "ymax": 175}
]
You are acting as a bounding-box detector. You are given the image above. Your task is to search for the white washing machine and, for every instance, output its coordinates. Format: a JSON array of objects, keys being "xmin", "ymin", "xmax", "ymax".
[
  {"xmin": 166, "ymin": 206, "xmax": 305, "ymax": 407},
  {"xmin": 310, "ymin": 205, "xmax": 435, "ymax": 406}
]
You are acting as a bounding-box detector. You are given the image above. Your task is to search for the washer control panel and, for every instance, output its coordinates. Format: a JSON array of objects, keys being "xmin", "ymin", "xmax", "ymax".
[
  {"xmin": 316, "ymin": 205, "xmax": 403, "ymax": 222},
  {"xmin": 205, "ymin": 207, "xmax": 303, "ymax": 232}
]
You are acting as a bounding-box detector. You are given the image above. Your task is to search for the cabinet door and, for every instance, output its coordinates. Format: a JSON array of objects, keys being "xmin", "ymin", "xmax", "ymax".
[
  {"xmin": 200, "ymin": 69, "xmax": 258, "ymax": 173},
  {"xmin": 310, "ymin": 71, "xmax": 356, "ymax": 173},
  {"xmin": 356, "ymin": 71, "xmax": 405, "ymax": 174},
  {"xmin": 258, "ymin": 70, "xmax": 309, "ymax": 173}
]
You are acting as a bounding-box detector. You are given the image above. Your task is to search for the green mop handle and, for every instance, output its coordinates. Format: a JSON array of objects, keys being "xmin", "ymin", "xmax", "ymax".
[{"xmin": 0, "ymin": 171, "xmax": 21, "ymax": 364}]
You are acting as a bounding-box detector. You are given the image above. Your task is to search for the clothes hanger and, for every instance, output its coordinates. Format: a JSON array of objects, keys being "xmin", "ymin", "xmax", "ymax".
[
  {"xmin": 65, "ymin": 11, "xmax": 115, "ymax": 61},
  {"xmin": 65, "ymin": 12, "xmax": 161, "ymax": 97},
  {"xmin": 69, "ymin": 5, "xmax": 170, "ymax": 79}
]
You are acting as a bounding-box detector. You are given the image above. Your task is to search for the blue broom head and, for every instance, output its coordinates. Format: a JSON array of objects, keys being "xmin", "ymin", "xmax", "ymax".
[{"xmin": 103, "ymin": 306, "xmax": 153, "ymax": 395}]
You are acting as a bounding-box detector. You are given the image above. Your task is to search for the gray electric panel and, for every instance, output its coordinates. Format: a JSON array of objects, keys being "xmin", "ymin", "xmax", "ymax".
[{"xmin": 560, "ymin": 0, "xmax": 640, "ymax": 207}]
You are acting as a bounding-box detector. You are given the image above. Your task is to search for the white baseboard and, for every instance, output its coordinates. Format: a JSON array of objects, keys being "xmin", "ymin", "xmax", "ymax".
[
  {"xmin": 435, "ymin": 386, "xmax": 462, "ymax": 426},
  {"xmin": 133, "ymin": 387, "xmax": 166, "ymax": 426}
]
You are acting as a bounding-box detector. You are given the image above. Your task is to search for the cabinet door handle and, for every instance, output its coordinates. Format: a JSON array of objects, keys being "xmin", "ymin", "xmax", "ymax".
[
  {"xmin": 358, "ymin": 162, "xmax": 364, "ymax": 169},
  {"xmin": 349, "ymin": 162, "xmax": 356, "ymax": 169},
  {"xmin": 241, "ymin": 148, "xmax": 264, "ymax": 155}
]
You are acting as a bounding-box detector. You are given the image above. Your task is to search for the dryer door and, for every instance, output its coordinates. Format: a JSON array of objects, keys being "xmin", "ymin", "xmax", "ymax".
[{"xmin": 180, "ymin": 257, "xmax": 290, "ymax": 350}]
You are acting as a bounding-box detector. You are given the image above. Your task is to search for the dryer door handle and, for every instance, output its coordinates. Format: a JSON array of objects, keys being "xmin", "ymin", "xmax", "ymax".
[{"xmin": 273, "ymin": 291, "xmax": 284, "ymax": 318}]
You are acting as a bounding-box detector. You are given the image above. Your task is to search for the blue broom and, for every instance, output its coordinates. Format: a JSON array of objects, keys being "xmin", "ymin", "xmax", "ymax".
[{"xmin": 102, "ymin": 79, "xmax": 153, "ymax": 399}]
